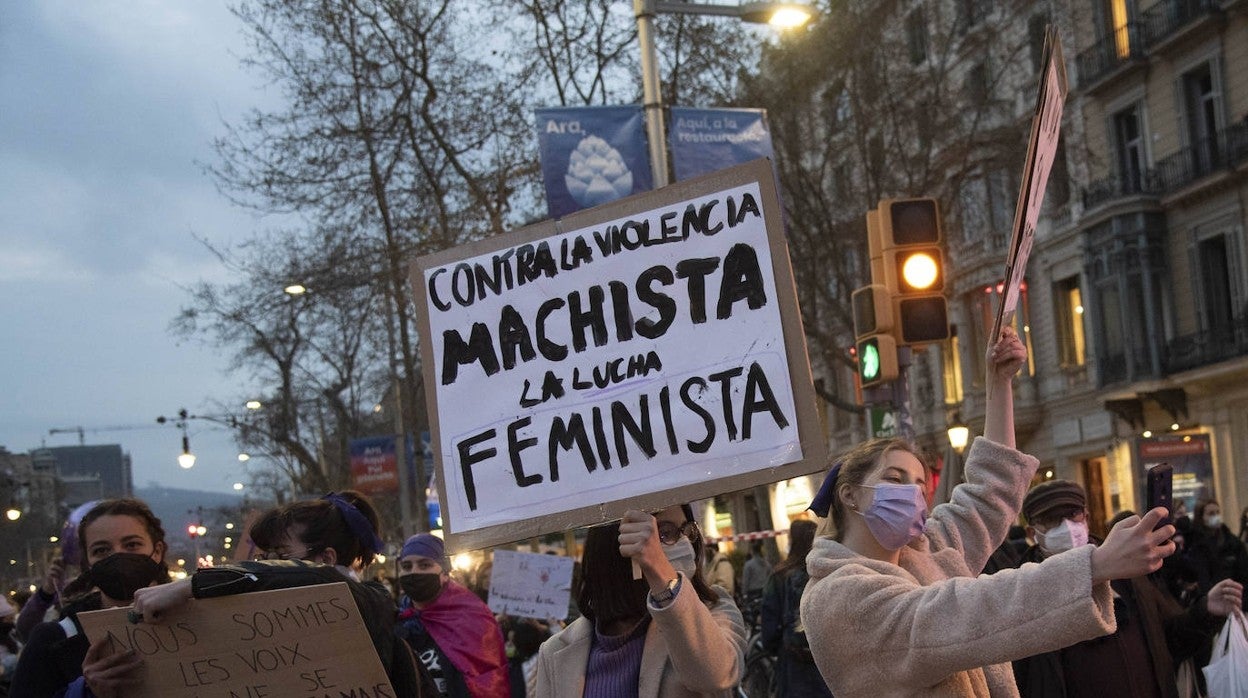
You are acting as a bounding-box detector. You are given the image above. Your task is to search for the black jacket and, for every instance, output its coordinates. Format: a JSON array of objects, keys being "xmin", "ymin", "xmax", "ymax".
[
  {"xmin": 1009, "ymin": 545, "xmax": 1221, "ymax": 698},
  {"xmin": 8, "ymin": 592, "xmax": 102, "ymax": 698}
]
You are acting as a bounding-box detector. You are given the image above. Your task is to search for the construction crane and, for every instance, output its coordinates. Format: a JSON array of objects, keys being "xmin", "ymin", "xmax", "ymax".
[{"xmin": 47, "ymin": 422, "xmax": 170, "ymax": 446}]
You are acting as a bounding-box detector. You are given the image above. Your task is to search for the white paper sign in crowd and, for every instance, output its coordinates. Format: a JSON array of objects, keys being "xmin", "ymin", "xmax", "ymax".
[
  {"xmin": 487, "ymin": 550, "xmax": 575, "ymax": 621},
  {"xmin": 412, "ymin": 160, "xmax": 824, "ymax": 549}
]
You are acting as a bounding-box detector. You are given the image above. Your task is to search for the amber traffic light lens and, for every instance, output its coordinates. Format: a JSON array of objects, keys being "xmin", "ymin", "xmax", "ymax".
[{"xmin": 901, "ymin": 252, "xmax": 939, "ymax": 290}]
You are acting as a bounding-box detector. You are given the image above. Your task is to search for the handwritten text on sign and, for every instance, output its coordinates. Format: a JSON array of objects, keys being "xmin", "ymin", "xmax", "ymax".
[
  {"xmin": 487, "ymin": 550, "xmax": 575, "ymax": 621},
  {"xmin": 423, "ymin": 180, "xmax": 800, "ymax": 534},
  {"xmin": 77, "ymin": 582, "xmax": 394, "ymax": 698}
]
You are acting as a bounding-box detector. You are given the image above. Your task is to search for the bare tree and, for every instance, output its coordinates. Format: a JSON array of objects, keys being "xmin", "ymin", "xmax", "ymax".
[
  {"xmin": 181, "ymin": 0, "xmax": 786, "ymax": 516},
  {"xmin": 741, "ymin": 0, "xmax": 1039, "ymax": 424}
]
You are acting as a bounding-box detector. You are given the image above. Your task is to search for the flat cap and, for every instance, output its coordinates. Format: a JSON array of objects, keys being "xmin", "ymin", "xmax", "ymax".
[{"xmin": 1022, "ymin": 479, "xmax": 1086, "ymax": 523}]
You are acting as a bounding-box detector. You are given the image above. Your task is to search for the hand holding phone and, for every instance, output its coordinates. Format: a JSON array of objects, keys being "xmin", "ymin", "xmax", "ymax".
[{"xmin": 1147, "ymin": 463, "xmax": 1174, "ymax": 528}]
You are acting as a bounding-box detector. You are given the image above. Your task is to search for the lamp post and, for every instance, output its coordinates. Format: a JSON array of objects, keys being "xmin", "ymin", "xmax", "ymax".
[{"xmin": 633, "ymin": 1, "xmax": 814, "ymax": 188}]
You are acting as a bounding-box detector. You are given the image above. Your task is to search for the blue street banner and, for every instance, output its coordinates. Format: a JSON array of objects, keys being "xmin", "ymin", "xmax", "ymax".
[
  {"xmin": 668, "ymin": 107, "xmax": 775, "ymax": 182},
  {"xmin": 535, "ymin": 106, "xmax": 652, "ymax": 218},
  {"xmin": 350, "ymin": 435, "xmax": 400, "ymax": 495}
]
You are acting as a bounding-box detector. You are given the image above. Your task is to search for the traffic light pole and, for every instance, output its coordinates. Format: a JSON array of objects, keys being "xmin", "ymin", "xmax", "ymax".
[{"xmin": 892, "ymin": 347, "xmax": 914, "ymax": 441}]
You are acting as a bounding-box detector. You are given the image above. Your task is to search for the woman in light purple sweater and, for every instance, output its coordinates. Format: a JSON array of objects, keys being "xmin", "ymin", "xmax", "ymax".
[{"xmin": 533, "ymin": 504, "xmax": 746, "ymax": 698}]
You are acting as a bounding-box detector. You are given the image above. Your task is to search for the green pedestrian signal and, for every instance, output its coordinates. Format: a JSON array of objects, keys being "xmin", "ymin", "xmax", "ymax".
[
  {"xmin": 856, "ymin": 334, "xmax": 898, "ymax": 388},
  {"xmin": 861, "ymin": 341, "xmax": 880, "ymax": 381}
]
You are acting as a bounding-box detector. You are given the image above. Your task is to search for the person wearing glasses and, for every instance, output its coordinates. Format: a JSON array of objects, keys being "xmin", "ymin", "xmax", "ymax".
[
  {"xmin": 130, "ymin": 490, "xmax": 432, "ymax": 697},
  {"xmin": 533, "ymin": 505, "xmax": 747, "ymax": 697}
]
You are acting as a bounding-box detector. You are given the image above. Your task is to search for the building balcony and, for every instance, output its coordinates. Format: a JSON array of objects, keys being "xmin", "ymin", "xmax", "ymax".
[
  {"xmin": 1076, "ymin": 23, "xmax": 1147, "ymax": 90},
  {"xmin": 1164, "ymin": 312, "xmax": 1248, "ymax": 374},
  {"xmin": 1140, "ymin": 0, "xmax": 1223, "ymax": 50},
  {"xmin": 1154, "ymin": 121, "xmax": 1248, "ymax": 192},
  {"xmin": 1081, "ymin": 171, "xmax": 1163, "ymax": 211}
]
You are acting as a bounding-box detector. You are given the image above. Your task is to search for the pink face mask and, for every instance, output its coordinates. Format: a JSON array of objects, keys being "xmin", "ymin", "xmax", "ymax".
[{"xmin": 856, "ymin": 483, "xmax": 928, "ymax": 550}]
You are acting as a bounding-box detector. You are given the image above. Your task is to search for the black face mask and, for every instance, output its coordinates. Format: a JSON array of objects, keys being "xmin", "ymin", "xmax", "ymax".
[
  {"xmin": 89, "ymin": 553, "xmax": 164, "ymax": 601},
  {"xmin": 399, "ymin": 573, "xmax": 444, "ymax": 604}
]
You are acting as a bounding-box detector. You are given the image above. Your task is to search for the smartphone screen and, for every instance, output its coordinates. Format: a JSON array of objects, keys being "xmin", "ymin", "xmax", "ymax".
[{"xmin": 1147, "ymin": 463, "xmax": 1174, "ymax": 527}]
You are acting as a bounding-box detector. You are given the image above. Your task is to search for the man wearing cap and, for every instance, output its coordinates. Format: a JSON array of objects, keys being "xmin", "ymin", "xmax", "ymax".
[
  {"xmin": 1008, "ymin": 479, "xmax": 1243, "ymax": 698},
  {"xmin": 395, "ymin": 533, "xmax": 511, "ymax": 697}
]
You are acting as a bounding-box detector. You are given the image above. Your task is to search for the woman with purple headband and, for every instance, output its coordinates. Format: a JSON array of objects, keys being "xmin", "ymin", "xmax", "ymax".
[
  {"xmin": 798, "ymin": 328, "xmax": 1182, "ymax": 697},
  {"xmin": 126, "ymin": 490, "xmax": 433, "ymax": 697}
]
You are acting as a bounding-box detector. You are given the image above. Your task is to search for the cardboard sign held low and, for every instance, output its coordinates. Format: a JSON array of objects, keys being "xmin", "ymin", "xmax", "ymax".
[{"xmin": 77, "ymin": 582, "xmax": 394, "ymax": 698}]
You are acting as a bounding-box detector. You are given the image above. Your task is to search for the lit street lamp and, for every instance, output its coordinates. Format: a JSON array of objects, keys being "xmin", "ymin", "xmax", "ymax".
[
  {"xmin": 947, "ymin": 421, "xmax": 970, "ymax": 455},
  {"xmin": 633, "ymin": 0, "xmax": 814, "ymax": 188}
]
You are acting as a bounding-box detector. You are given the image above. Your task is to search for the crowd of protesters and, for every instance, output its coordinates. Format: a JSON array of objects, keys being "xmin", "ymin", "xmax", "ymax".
[{"xmin": 0, "ymin": 327, "xmax": 1243, "ymax": 698}]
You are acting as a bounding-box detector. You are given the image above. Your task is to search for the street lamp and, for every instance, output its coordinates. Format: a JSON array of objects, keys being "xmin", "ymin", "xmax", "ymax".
[
  {"xmin": 947, "ymin": 422, "xmax": 970, "ymax": 455},
  {"xmin": 633, "ymin": 0, "xmax": 815, "ymax": 188},
  {"xmin": 4, "ymin": 508, "xmax": 20, "ymax": 522}
]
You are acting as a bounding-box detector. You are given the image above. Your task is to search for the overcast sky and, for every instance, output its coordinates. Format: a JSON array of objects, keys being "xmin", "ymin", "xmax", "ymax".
[{"xmin": 0, "ymin": 1, "xmax": 281, "ymax": 494}]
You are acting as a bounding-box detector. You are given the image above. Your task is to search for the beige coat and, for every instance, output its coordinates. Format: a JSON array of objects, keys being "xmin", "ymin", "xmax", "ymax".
[
  {"xmin": 800, "ymin": 437, "xmax": 1117, "ymax": 697},
  {"xmin": 532, "ymin": 579, "xmax": 746, "ymax": 698}
]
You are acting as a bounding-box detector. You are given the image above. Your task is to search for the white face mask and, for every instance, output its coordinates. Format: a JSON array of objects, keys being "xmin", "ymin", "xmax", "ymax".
[
  {"xmin": 1207, "ymin": 514, "xmax": 1224, "ymax": 529},
  {"xmin": 1037, "ymin": 519, "xmax": 1089, "ymax": 555},
  {"xmin": 664, "ymin": 538, "xmax": 698, "ymax": 577}
]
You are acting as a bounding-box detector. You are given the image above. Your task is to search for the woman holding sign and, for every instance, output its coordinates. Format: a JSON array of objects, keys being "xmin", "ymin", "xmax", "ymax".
[
  {"xmin": 798, "ymin": 327, "xmax": 1180, "ymax": 696},
  {"xmin": 533, "ymin": 503, "xmax": 747, "ymax": 697},
  {"xmin": 129, "ymin": 490, "xmax": 430, "ymax": 697},
  {"xmin": 10, "ymin": 498, "xmax": 173, "ymax": 698}
]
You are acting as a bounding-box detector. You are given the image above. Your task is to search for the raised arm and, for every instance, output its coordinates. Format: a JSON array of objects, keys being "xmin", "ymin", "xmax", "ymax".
[{"xmin": 983, "ymin": 325, "xmax": 1025, "ymax": 448}]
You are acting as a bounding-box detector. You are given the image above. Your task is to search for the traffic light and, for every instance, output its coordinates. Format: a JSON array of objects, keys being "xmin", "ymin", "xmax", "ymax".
[
  {"xmin": 852, "ymin": 284, "xmax": 898, "ymax": 388},
  {"xmin": 856, "ymin": 333, "xmax": 899, "ymax": 389},
  {"xmin": 868, "ymin": 198, "xmax": 950, "ymax": 345}
]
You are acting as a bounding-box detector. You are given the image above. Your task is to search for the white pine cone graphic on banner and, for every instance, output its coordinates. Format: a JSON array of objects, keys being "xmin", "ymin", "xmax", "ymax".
[{"xmin": 565, "ymin": 135, "xmax": 634, "ymax": 208}]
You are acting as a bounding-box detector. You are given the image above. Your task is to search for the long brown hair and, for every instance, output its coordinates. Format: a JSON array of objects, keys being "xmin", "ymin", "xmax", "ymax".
[{"xmin": 774, "ymin": 519, "xmax": 817, "ymax": 577}]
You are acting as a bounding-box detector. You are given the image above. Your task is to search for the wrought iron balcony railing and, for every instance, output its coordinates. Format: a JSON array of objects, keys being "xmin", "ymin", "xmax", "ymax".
[
  {"xmin": 1076, "ymin": 23, "xmax": 1146, "ymax": 88},
  {"xmin": 1080, "ymin": 169, "xmax": 1162, "ymax": 210},
  {"xmin": 1153, "ymin": 121, "xmax": 1248, "ymax": 192},
  {"xmin": 1140, "ymin": 0, "xmax": 1221, "ymax": 47},
  {"xmin": 1164, "ymin": 313, "xmax": 1248, "ymax": 374}
]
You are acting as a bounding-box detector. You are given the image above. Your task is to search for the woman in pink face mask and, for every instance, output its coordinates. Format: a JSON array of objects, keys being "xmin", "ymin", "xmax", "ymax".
[{"xmin": 799, "ymin": 327, "xmax": 1181, "ymax": 697}]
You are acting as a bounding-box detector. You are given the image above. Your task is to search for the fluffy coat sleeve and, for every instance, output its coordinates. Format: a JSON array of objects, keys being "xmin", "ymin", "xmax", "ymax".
[
  {"xmin": 922, "ymin": 437, "xmax": 1037, "ymax": 575},
  {"xmin": 646, "ymin": 584, "xmax": 747, "ymax": 693}
]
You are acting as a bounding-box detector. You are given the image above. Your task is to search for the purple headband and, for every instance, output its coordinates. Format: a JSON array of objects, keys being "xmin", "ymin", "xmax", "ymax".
[
  {"xmin": 808, "ymin": 462, "xmax": 843, "ymax": 518},
  {"xmin": 323, "ymin": 493, "xmax": 384, "ymax": 554}
]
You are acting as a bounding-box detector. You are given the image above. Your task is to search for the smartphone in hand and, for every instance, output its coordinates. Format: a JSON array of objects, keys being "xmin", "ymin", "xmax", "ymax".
[{"xmin": 1147, "ymin": 463, "xmax": 1173, "ymax": 529}]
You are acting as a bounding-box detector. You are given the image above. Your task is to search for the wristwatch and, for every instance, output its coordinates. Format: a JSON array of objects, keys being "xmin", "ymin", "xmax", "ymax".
[{"xmin": 650, "ymin": 575, "xmax": 682, "ymax": 605}]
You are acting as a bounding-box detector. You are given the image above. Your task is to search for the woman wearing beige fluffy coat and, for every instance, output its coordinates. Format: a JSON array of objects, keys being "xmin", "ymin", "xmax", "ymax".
[{"xmin": 800, "ymin": 328, "xmax": 1177, "ymax": 696}]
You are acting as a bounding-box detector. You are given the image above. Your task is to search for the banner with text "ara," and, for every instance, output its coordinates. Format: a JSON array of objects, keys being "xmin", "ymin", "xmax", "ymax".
[
  {"xmin": 410, "ymin": 158, "xmax": 825, "ymax": 551},
  {"xmin": 535, "ymin": 106, "xmax": 652, "ymax": 219},
  {"xmin": 77, "ymin": 583, "xmax": 393, "ymax": 698},
  {"xmin": 668, "ymin": 107, "xmax": 776, "ymax": 182},
  {"xmin": 349, "ymin": 435, "xmax": 401, "ymax": 495}
]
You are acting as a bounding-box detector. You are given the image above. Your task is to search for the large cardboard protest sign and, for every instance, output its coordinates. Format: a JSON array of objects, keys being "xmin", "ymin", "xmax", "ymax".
[
  {"xmin": 412, "ymin": 158, "xmax": 825, "ymax": 550},
  {"xmin": 991, "ymin": 26, "xmax": 1069, "ymax": 341},
  {"xmin": 77, "ymin": 583, "xmax": 393, "ymax": 698}
]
